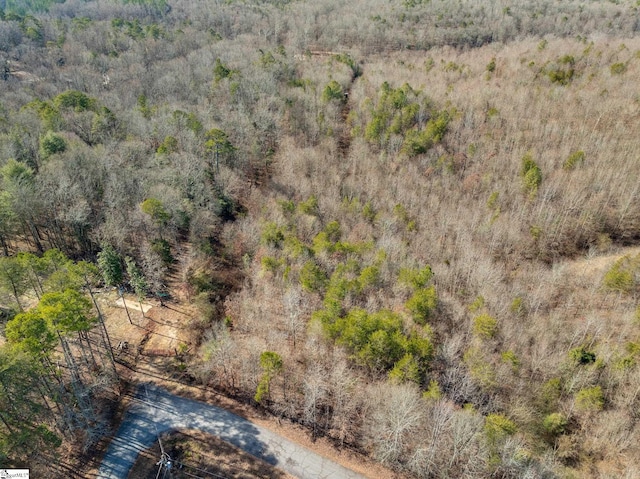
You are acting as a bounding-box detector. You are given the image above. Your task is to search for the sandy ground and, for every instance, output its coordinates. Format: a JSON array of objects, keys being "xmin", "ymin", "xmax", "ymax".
[{"xmin": 114, "ymin": 297, "xmax": 153, "ymax": 313}]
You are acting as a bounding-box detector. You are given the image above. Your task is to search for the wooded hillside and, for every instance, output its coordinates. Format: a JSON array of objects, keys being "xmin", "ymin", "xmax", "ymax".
[{"xmin": 2, "ymin": 0, "xmax": 640, "ymax": 477}]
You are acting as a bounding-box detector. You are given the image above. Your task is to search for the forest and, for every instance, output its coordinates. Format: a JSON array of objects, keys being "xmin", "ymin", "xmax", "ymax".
[{"xmin": 1, "ymin": 0, "xmax": 640, "ymax": 477}]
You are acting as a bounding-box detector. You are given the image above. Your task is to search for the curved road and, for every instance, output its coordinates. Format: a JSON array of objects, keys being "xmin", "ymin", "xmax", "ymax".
[{"xmin": 98, "ymin": 383, "xmax": 367, "ymax": 479}]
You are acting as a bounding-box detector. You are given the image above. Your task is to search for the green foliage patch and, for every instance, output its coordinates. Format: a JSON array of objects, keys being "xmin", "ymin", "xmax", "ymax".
[
  {"xmin": 520, "ymin": 153, "xmax": 542, "ymax": 196},
  {"xmin": 473, "ymin": 313, "xmax": 498, "ymax": 339},
  {"xmin": 255, "ymin": 351, "xmax": 283, "ymax": 403},
  {"xmin": 322, "ymin": 80, "xmax": 345, "ymax": 103},
  {"xmin": 542, "ymin": 412, "xmax": 567, "ymax": 437},
  {"xmin": 299, "ymin": 260, "xmax": 328, "ymax": 292},
  {"xmin": 603, "ymin": 255, "xmax": 639, "ymax": 293},
  {"xmin": 323, "ymin": 307, "xmax": 433, "ymax": 374},
  {"xmin": 361, "ymin": 82, "xmax": 449, "ymax": 157},
  {"xmin": 405, "ymin": 286, "xmax": 437, "ymax": 325},
  {"xmin": 569, "ymin": 346, "xmax": 596, "ymax": 365},
  {"xmin": 563, "ymin": 150, "xmax": 585, "ymax": 170},
  {"xmin": 575, "ymin": 385, "xmax": 604, "ymax": 412}
]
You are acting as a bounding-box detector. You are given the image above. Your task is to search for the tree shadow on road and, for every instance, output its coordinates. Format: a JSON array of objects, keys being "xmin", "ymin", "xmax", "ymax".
[
  {"xmin": 128, "ymin": 429, "xmax": 292, "ymax": 479},
  {"xmin": 98, "ymin": 383, "xmax": 279, "ymax": 478}
]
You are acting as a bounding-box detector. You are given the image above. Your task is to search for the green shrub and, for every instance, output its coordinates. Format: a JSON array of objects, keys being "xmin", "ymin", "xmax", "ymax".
[
  {"xmin": 399, "ymin": 265, "xmax": 433, "ymax": 289},
  {"xmin": 39, "ymin": 131, "xmax": 66, "ymax": 158},
  {"xmin": 172, "ymin": 109, "xmax": 203, "ymax": 134},
  {"xmin": 560, "ymin": 55, "xmax": 575, "ymax": 65},
  {"xmin": 261, "ymin": 256, "xmax": 282, "ymax": 273},
  {"xmin": 298, "ymin": 195, "xmax": 319, "ymax": 216},
  {"xmin": 542, "ymin": 412, "xmax": 567, "ymax": 436},
  {"xmin": 388, "ymin": 353, "xmax": 421, "ymax": 384},
  {"xmin": 610, "ymin": 62, "xmax": 627, "ymax": 75},
  {"xmin": 312, "ymin": 231, "xmax": 333, "ymax": 254},
  {"xmin": 141, "ymin": 198, "xmax": 171, "ymax": 226},
  {"xmin": 323, "ymin": 220, "xmax": 342, "ymax": 242},
  {"xmin": 510, "ymin": 297, "xmax": 524, "ymax": 315},
  {"xmin": 569, "ymin": 346, "xmax": 596, "ymax": 365},
  {"xmin": 325, "ymin": 308, "xmax": 432, "ymax": 374},
  {"xmin": 626, "ymin": 341, "xmax": 640, "ymax": 356},
  {"xmin": 284, "ymin": 235, "xmax": 310, "ymax": 258},
  {"xmin": 575, "ymin": 385, "xmax": 604, "ymax": 412},
  {"xmin": 363, "ymin": 82, "xmax": 444, "ymax": 155},
  {"xmin": 422, "ymin": 379, "xmax": 442, "ymax": 401},
  {"xmin": 312, "ymin": 221, "xmax": 344, "ymax": 254},
  {"xmin": 563, "ymin": 150, "xmax": 585, "ymax": 170},
  {"xmin": 334, "ymin": 308, "xmax": 406, "ymax": 371},
  {"xmin": 364, "ymin": 114, "xmax": 386, "ymax": 144},
  {"xmin": 547, "ymin": 68, "xmax": 574, "ymax": 85},
  {"xmin": 468, "ymin": 295, "xmax": 485, "ymax": 313},
  {"xmin": 357, "ymin": 265, "xmax": 380, "ymax": 291},
  {"xmin": 27, "ymin": 99, "xmax": 62, "ymax": 130},
  {"xmin": 401, "ymin": 111, "xmax": 450, "ymax": 157},
  {"xmin": 323, "ymin": 270, "xmax": 353, "ymax": 314},
  {"xmin": 214, "ymin": 58, "xmax": 234, "ymax": 83},
  {"xmin": 603, "ymin": 257, "xmax": 635, "ymax": 293},
  {"xmin": 501, "ymin": 350, "xmax": 520, "ymax": 371},
  {"xmin": 473, "ymin": 313, "xmax": 498, "ymax": 339},
  {"xmin": 406, "ymin": 329, "xmax": 433, "ymax": 359},
  {"xmin": 261, "ymin": 222, "xmax": 285, "ymax": 248},
  {"xmin": 53, "ymin": 90, "xmax": 96, "ymax": 111},
  {"xmin": 614, "ymin": 341, "xmax": 640, "ymax": 369},
  {"xmin": 547, "ymin": 56, "xmax": 576, "ymax": 85},
  {"xmin": 362, "ymin": 201, "xmax": 377, "ymax": 223},
  {"xmin": 332, "ymin": 53, "xmax": 361, "ymax": 77},
  {"xmin": 300, "ymin": 260, "xmax": 328, "ymax": 292},
  {"xmin": 485, "ymin": 414, "xmax": 517, "ymax": 445},
  {"xmin": 260, "ymin": 350, "xmax": 283, "ymax": 374},
  {"xmin": 520, "ymin": 153, "xmax": 542, "ymax": 196},
  {"xmin": 335, "ymin": 240, "xmax": 373, "ymax": 255},
  {"xmin": 405, "ymin": 286, "xmax": 437, "ymax": 325},
  {"xmin": 156, "ymin": 135, "xmax": 178, "ymax": 155},
  {"xmin": 204, "ymin": 128, "xmax": 235, "ymax": 161},
  {"xmin": 254, "ymin": 351, "xmax": 283, "ymax": 403},
  {"xmin": 322, "ymin": 80, "xmax": 344, "ymax": 103}
]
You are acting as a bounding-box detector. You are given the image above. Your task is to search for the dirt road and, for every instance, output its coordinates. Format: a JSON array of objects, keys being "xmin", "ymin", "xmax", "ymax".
[{"xmin": 97, "ymin": 383, "xmax": 367, "ymax": 479}]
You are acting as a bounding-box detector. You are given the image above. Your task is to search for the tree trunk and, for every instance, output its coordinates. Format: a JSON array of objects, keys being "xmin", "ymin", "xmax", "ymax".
[
  {"xmin": 119, "ymin": 288, "xmax": 133, "ymax": 325},
  {"xmin": 8, "ymin": 275, "xmax": 23, "ymax": 311},
  {"xmin": 85, "ymin": 278, "xmax": 117, "ymax": 376}
]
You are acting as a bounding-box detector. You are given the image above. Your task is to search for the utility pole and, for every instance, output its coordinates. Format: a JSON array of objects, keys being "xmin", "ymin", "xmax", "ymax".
[
  {"xmin": 155, "ymin": 433, "xmax": 173, "ymax": 479},
  {"xmin": 147, "ymin": 385, "xmax": 173, "ymax": 479}
]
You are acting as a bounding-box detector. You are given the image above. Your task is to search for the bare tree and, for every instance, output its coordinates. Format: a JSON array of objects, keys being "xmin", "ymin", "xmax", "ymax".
[{"xmin": 364, "ymin": 382, "xmax": 426, "ymax": 465}]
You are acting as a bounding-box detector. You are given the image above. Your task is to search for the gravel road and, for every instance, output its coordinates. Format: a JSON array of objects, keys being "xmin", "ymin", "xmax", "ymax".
[{"xmin": 97, "ymin": 383, "xmax": 367, "ymax": 479}]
